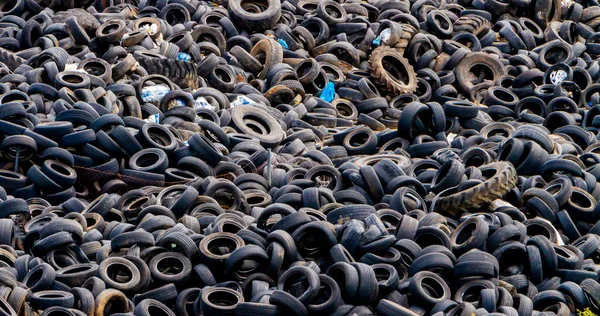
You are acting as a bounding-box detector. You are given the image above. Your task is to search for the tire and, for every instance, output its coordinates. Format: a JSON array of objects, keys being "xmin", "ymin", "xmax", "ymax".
[
  {"xmin": 149, "ymin": 252, "xmax": 192, "ymax": 287},
  {"xmin": 134, "ymin": 299, "xmax": 175, "ymax": 316},
  {"xmin": 277, "ymin": 266, "xmax": 320, "ymax": 305},
  {"xmin": 1, "ymin": 134, "xmax": 37, "ymax": 160},
  {"xmin": 269, "ymin": 290, "xmax": 307, "ymax": 316},
  {"xmin": 0, "ymin": 218, "xmax": 15, "ymax": 247},
  {"xmin": 7, "ymin": 286, "xmax": 27, "ymax": 315},
  {"xmin": 230, "ymin": 105, "xmax": 285, "ymax": 148},
  {"xmin": 175, "ymin": 288, "xmax": 201, "ymax": 316},
  {"xmin": 377, "ymin": 300, "xmax": 420, "ymax": 316},
  {"xmin": 327, "ymin": 205, "xmax": 376, "ymax": 225},
  {"xmin": 137, "ymin": 56, "xmax": 198, "ymax": 89},
  {"xmin": 40, "ymin": 159, "xmax": 76, "ymax": 187},
  {"xmin": 70, "ymin": 287, "xmax": 95, "ymax": 316},
  {"xmin": 228, "ymin": 0, "xmax": 281, "ymax": 32},
  {"xmin": 0, "ymin": 171, "xmax": 27, "ymax": 191},
  {"xmin": 97, "ymin": 257, "xmax": 141, "ymax": 293},
  {"xmin": 110, "ymin": 231, "xmax": 155, "ymax": 251},
  {"xmin": 188, "ymin": 133, "xmax": 224, "ymax": 167},
  {"xmin": 236, "ymin": 302, "xmax": 280, "ymax": 316},
  {"xmin": 55, "ymin": 263, "xmax": 98, "ymax": 288},
  {"xmin": 31, "ymin": 231, "xmax": 74, "ymax": 256},
  {"xmin": 157, "ymin": 232, "xmax": 199, "ymax": 260},
  {"xmin": 199, "ymin": 232, "xmax": 245, "ymax": 265},
  {"xmin": 0, "ymin": 48, "xmax": 26, "ymax": 71},
  {"xmin": 350, "ymin": 262, "xmax": 379, "ymax": 305},
  {"xmin": 29, "ymin": 290, "xmax": 74, "ymax": 310},
  {"xmin": 326, "ymin": 262, "xmax": 359, "ymax": 301},
  {"xmin": 316, "ymin": 1, "xmax": 347, "ymax": 24},
  {"xmin": 24, "ymin": 263, "xmax": 55, "ymax": 292},
  {"xmin": 432, "ymin": 161, "xmax": 518, "ymax": 215},
  {"xmin": 455, "ymin": 52, "xmax": 507, "ymax": 95},
  {"xmin": 307, "ymin": 274, "xmax": 341, "ymax": 315},
  {"xmin": 408, "ymin": 271, "xmax": 451, "ymax": 307},
  {"xmin": 200, "ymin": 287, "xmax": 244, "ymax": 316},
  {"xmin": 39, "ymin": 218, "xmax": 84, "ymax": 243},
  {"xmin": 128, "ymin": 148, "xmax": 169, "ymax": 174},
  {"xmin": 369, "ymin": 46, "xmax": 417, "ymax": 94},
  {"xmin": 94, "ymin": 289, "xmax": 132, "ymax": 316},
  {"xmin": 226, "ymin": 245, "xmax": 269, "ymax": 281},
  {"xmin": 132, "ymin": 283, "xmax": 178, "ymax": 306}
]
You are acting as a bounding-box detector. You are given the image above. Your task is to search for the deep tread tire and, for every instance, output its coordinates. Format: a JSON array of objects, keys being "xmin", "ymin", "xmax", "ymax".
[
  {"xmin": 137, "ymin": 57, "xmax": 198, "ymax": 89},
  {"xmin": 434, "ymin": 161, "xmax": 518, "ymax": 215},
  {"xmin": 369, "ymin": 47, "xmax": 417, "ymax": 94},
  {"xmin": 0, "ymin": 48, "xmax": 26, "ymax": 71}
]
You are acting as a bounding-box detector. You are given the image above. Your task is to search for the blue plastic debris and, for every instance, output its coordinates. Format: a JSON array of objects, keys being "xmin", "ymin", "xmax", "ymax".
[
  {"xmin": 177, "ymin": 52, "xmax": 192, "ymax": 62},
  {"xmin": 146, "ymin": 113, "xmax": 160, "ymax": 124},
  {"xmin": 175, "ymin": 99, "xmax": 186, "ymax": 107},
  {"xmin": 231, "ymin": 95, "xmax": 254, "ymax": 107},
  {"xmin": 320, "ymin": 81, "xmax": 335, "ymax": 102},
  {"xmin": 194, "ymin": 96, "xmax": 214, "ymax": 110},
  {"xmin": 372, "ymin": 28, "xmax": 391, "ymax": 46},
  {"xmin": 277, "ymin": 38, "xmax": 289, "ymax": 49},
  {"xmin": 141, "ymin": 85, "xmax": 171, "ymax": 103}
]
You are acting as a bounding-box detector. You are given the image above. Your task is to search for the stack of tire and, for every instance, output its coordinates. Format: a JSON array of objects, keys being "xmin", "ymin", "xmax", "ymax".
[{"xmin": 0, "ymin": 0, "xmax": 596, "ymax": 315}]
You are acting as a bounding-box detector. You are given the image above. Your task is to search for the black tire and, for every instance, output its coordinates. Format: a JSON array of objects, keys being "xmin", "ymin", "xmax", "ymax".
[
  {"xmin": 269, "ymin": 290, "xmax": 307, "ymax": 316},
  {"xmin": 137, "ymin": 57, "xmax": 198, "ymax": 89},
  {"xmin": 97, "ymin": 257, "xmax": 142, "ymax": 293},
  {"xmin": 199, "ymin": 232, "xmax": 245, "ymax": 266},
  {"xmin": 277, "ymin": 266, "xmax": 320, "ymax": 305},
  {"xmin": 200, "ymin": 287, "xmax": 244, "ymax": 316},
  {"xmin": 432, "ymin": 161, "xmax": 518, "ymax": 215},
  {"xmin": 409, "ymin": 271, "xmax": 451, "ymax": 307},
  {"xmin": 377, "ymin": 299, "xmax": 420, "ymax": 316},
  {"xmin": 148, "ymin": 252, "xmax": 192, "ymax": 287},
  {"xmin": 29, "ymin": 290, "xmax": 74, "ymax": 310},
  {"xmin": 70, "ymin": 287, "xmax": 95, "ymax": 316},
  {"xmin": 40, "ymin": 159, "xmax": 76, "ymax": 188},
  {"xmin": 188, "ymin": 133, "xmax": 224, "ymax": 167},
  {"xmin": 110, "ymin": 231, "xmax": 155, "ymax": 251},
  {"xmin": 55, "ymin": 263, "xmax": 98, "ymax": 288},
  {"xmin": 228, "ymin": 0, "xmax": 281, "ymax": 31},
  {"xmin": 230, "ymin": 106, "xmax": 285, "ymax": 148},
  {"xmin": 24, "ymin": 262, "xmax": 55, "ymax": 292},
  {"xmin": 134, "ymin": 299, "xmax": 175, "ymax": 316}
]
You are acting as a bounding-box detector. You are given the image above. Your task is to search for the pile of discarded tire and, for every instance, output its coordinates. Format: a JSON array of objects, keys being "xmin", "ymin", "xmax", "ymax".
[{"xmin": 0, "ymin": 0, "xmax": 599, "ymax": 315}]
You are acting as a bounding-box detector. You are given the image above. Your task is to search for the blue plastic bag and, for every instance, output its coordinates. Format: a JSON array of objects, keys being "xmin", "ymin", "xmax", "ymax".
[
  {"xmin": 320, "ymin": 81, "xmax": 335, "ymax": 102},
  {"xmin": 277, "ymin": 38, "xmax": 289, "ymax": 49}
]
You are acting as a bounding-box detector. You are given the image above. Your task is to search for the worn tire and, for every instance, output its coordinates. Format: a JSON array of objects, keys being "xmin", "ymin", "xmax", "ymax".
[
  {"xmin": 137, "ymin": 57, "xmax": 198, "ymax": 89},
  {"xmin": 369, "ymin": 46, "xmax": 417, "ymax": 94},
  {"xmin": 455, "ymin": 52, "xmax": 507, "ymax": 96},
  {"xmin": 0, "ymin": 48, "xmax": 26, "ymax": 71},
  {"xmin": 228, "ymin": 0, "xmax": 281, "ymax": 32},
  {"xmin": 433, "ymin": 161, "xmax": 518, "ymax": 215}
]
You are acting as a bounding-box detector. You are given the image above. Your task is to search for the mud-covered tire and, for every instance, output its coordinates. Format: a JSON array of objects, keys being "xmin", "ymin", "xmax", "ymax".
[
  {"xmin": 393, "ymin": 24, "xmax": 418, "ymax": 55},
  {"xmin": 369, "ymin": 46, "xmax": 417, "ymax": 94},
  {"xmin": 433, "ymin": 161, "xmax": 518, "ymax": 215},
  {"xmin": 137, "ymin": 57, "xmax": 198, "ymax": 89},
  {"xmin": 250, "ymin": 38, "xmax": 284, "ymax": 80},
  {"xmin": 453, "ymin": 15, "xmax": 492, "ymax": 37},
  {"xmin": 454, "ymin": 52, "xmax": 507, "ymax": 96},
  {"xmin": 51, "ymin": 9, "xmax": 101, "ymax": 32}
]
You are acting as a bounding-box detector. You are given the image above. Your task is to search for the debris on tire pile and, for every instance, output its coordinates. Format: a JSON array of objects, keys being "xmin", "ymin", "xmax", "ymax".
[{"xmin": 0, "ymin": 0, "xmax": 598, "ymax": 315}]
